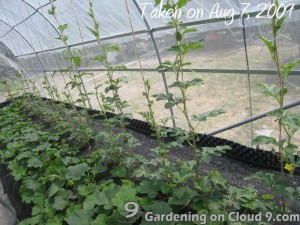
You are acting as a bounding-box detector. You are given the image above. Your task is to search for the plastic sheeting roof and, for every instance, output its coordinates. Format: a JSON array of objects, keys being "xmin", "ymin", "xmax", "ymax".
[{"xmin": 0, "ymin": 0, "xmax": 299, "ymax": 56}]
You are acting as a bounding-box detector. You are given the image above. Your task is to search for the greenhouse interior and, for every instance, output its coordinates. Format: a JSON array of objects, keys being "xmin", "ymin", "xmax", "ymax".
[{"xmin": 0, "ymin": 0, "xmax": 300, "ymax": 224}]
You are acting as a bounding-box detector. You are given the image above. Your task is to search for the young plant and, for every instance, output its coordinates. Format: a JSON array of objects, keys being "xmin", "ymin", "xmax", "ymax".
[
  {"xmin": 122, "ymin": 0, "xmax": 182, "ymax": 183},
  {"xmin": 153, "ymin": 0, "xmax": 230, "ymax": 179},
  {"xmin": 87, "ymin": 0, "xmax": 138, "ymax": 156},
  {"xmin": 250, "ymin": 0, "xmax": 300, "ymax": 213},
  {"xmin": 46, "ymin": 4, "xmax": 102, "ymax": 149}
]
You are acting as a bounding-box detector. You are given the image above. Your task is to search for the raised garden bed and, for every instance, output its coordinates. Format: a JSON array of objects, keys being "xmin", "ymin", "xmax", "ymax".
[{"xmin": 0, "ymin": 96, "xmax": 300, "ymax": 225}]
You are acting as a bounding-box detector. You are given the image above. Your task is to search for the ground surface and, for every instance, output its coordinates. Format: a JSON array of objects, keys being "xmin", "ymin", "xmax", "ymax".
[{"xmin": 124, "ymin": 127, "xmax": 300, "ymax": 219}]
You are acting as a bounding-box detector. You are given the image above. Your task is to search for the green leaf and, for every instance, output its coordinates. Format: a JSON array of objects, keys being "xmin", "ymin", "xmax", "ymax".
[
  {"xmin": 183, "ymin": 40, "xmax": 205, "ymax": 54},
  {"xmin": 53, "ymin": 196, "xmax": 68, "ymax": 211},
  {"xmin": 275, "ymin": 17, "xmax": 286, "ymax": 31},
  {"xmin": 105, "ymin": 84, "xmax": 118, "ymax": 93},
  {"xmin": 57, "ymin": 24, "xmax": 68, "ymax": 32},
  {"xmin": 83, "ymin": 191, "xmax": 102, "ymax": 209},
  {"xmin": 165, "ymin": 101, "xmax": 176, "ymax": 109},
  {"xmin": 259, "ymin": 36, "xmax": 275, "ymax": 55},
  {"xmin": 167, "ymin": 45, "xmax": 181, "ymax": 54},
  {"xmin": 78, "ymin": 183, "xmax": 96, "ymax": 197},
  {"xmin": 23, "ymin": 132, "xmax": 38, "ymax": 141},
  {"xmin": 111, "ymin": 167, "xmax": 127, "ymax": 178},
  {"xmin": 171, "ymin": 171, "xmax": 195, "ymax": 184},
  {"xmin": 279, "ymin": 87, "xmax": 288, "ymax": 97},
  {"xmin": 65, "ymin": 163, "xmax": 90, "ymax": 181},
  {"xmin": 91, "ymin": 165, "xmax": 107, "ymax": 176},
  {"xmin": 252, "ymin": 135, "xmax": 278, "ymax": 146},
  {"xmin": 182, "ymin": 28, "xmax": 197, "ymax": 35},
  {"xmin": 262, "ymin": 194, "xmax": 274, "ymax": 200},
  {"xmin": 19, "ymin": 215, "xmax": 42, "ymax": 225},
  {"xmin": 197, "ymin": 146, "xmax": 231, "ymax": 163},
  {"xmin": 32, "ymin": 204, "xmax": 43, "ymax": 216},
  {"xmin": 155, "ymin": 0, "xmax": 161, "ymax": 6},
  {"xmin": 153, "ymin": 93, "xmax": 173, "ymax": 101},
  {"xmin": 160, "ymin": 182, "xmax": 176, "ymax": 194},
  {"xmin": 27, "ymin": 158, "xmax": 43, "ymax": 168},
  {"xmin": 137, "ymin": 180, "xmax": 161, "ymax": 198},
  {"xmin": 168, "ymin": 40, "xmax": 204, "ymax": 55},
  {"xmin": 55, "ymin": 35, "xmax": 68, "ymax": 42},
  {"xmin": 87, "ymin": 27, "xmax": 99, "ymax": 37},
  {"xmin": 169, "ymin": 78, "xmax": 203, "ymax": 89},
  {"xmin": 48, "ymin": 5, "xmax": 56, "ymax": 16},
  {"xmin": 48, "ymin": 183, "xmax": 60, "ymax": 198},
  {"xmin": 34, "ymin": 142, "xmax": 52, "ymax": 152},
  {"xmin": 280, "ymin": 59, "xmax": 300, "ymax": 77},
  {"xmin": 177, "ymin": 0, "xmax": 191, "ymax": 8},
  {"xmin": 24, "ymin": 179, "xmax": 41, "ymax": 191},
  {"xmin": 72, "ymin": 56, "xmax": 81, "ymax": 67},
  {"xmin": 65, "ymin": 209, "xmax": 94, "ymax": 225},
  {"xmin": 140, "ymin": 202, "xmax": 174, "ymax": 225},
  {"xmin": 112, "ymin": 181, "xmax": 138, "ymax": 216},
  {"xmin": 157, "ymin": 61, "xmax": 174, "ymax": 71},
  {"xmin": 257, "ymin": 83, "xmax": 278, "ymax": 97},
  {"xmin": 192, "ymin": 109, "xmax": 225, "ymax": 122},
  {"xmin": 168, "ymin": 187, "xmax": 198, "ymax": 205},
  {"xmin": 97, "ymin": 184, "xmax": 121, "ymax": 210},
  {"xmin": 46, "ymin": 216, "xmax": 64, "ymax": 225},
  {"xmin": 284, "ymin": 112, "xmax": 300, "ymax": 132},
  {"xmin": 106, "ymin": 45, "xmax": 120, "ymax": 52},
  {"xmin": 91, "ymin": 215, "xmax": 108, "ymax": 225},
  {"xmin": 195, "ymin": 171, "xmax": 227, "ymax": 192},
  {"xmin": 176, "ymin": 31, "xmax": 183, "ymax": 41}
]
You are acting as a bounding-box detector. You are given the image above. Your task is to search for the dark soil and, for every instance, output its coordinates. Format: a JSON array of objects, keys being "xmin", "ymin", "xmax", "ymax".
[
  {"xmin": 85, "ymin": 113, "xmax": 300, "ymax": 217},
  {"xmin": 116, "ymin": 126, "xmax": 300, "ymax": 217}
]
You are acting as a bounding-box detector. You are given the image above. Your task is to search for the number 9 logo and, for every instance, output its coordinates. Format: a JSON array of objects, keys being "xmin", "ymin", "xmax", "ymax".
[{"xmin": 124, "ymin": 202, "xmax": 139, "ymax": 218}]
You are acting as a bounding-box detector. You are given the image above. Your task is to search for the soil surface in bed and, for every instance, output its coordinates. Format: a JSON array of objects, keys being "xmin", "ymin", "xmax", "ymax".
[{"xmin": 115, "ymin": 125, "xmax": 300, "ymax": 222}]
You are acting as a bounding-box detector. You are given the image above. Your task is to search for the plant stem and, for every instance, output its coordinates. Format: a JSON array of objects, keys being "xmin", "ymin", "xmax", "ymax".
[{"xmin": 271, "ymin": 0, "xmax": 286, "ymax": 212}]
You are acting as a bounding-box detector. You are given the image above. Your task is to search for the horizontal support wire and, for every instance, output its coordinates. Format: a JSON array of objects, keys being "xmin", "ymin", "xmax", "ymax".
[
  {"xmin": 207, "ymin": 100, "xmax": 300, "ymax": 136},
  {"xmin": 14, "ymin": 3, "xmax": 300, "ymax": 57},
  {"xmin": 40, "ymin": 68, "xmax": 300, "ymax": 75},
  {"xmin": 15, "ymin": 29, "xmax": 149, "ymax": 57}
]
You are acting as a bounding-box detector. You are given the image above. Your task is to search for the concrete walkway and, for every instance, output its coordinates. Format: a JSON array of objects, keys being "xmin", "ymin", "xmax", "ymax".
[{"xmin": 0, "ymin": 179, "xmax": 17, "ymax": 225}]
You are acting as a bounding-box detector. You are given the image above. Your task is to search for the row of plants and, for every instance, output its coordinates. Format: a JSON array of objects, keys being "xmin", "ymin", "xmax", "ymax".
[
  {"xmin": 0, "ymin": 0, "xmax": 300, "ymax": 224},
  {"xmin": 0, "ymin": 95, "xmax": 281, "ymax": 225}
]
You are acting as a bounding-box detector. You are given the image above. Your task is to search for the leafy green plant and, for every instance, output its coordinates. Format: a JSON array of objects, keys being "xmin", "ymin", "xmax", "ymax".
[
  {"xmin": 87, "ymin": 0, "xmax": 139, "ymax": 158},
  {"xmin": 48, "ymin": 5, "xmax": 91, "ymax": 109},
  {"xmin": 250, "ymin": 0, "xmax": 300, "ymax": 213},
  {"xmin": 0, "ymin": 76, "xmax": 24, "ymax": 99},
  {"xmin": 153, "ymin": 0, "xmax": 230, "ymax": 180}
]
